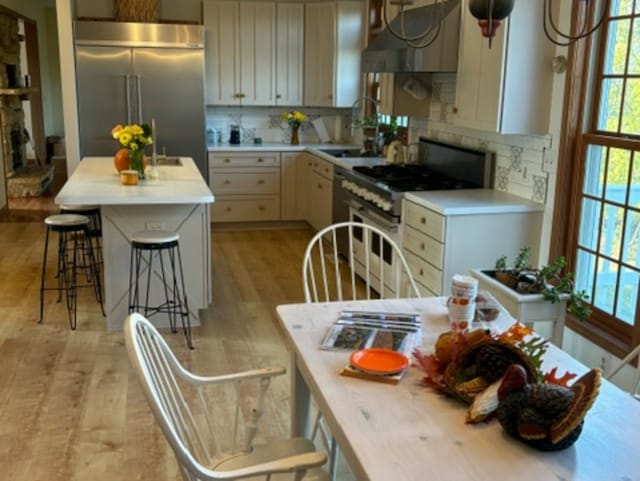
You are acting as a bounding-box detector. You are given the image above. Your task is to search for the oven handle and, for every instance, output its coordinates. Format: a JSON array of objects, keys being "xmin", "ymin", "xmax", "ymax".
[{"xmin": 348, "ymin": 199, "xmax": 400, "ymax": 233}]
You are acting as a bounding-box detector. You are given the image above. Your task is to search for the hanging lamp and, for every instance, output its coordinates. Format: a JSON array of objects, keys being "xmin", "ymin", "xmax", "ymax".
[{"xmin": 468, "ymin": 0, "xmax": 515, "ymax": 47}]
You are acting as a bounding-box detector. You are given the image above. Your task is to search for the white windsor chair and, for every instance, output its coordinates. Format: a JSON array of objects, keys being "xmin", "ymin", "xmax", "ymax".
[
  {"xmin": 124, "ymin": 313, "xmax": 329, "ymax": 481},
  {"xmin": 606, "ymin": 343, "xmax": 640, "ymax": 401},
  {"xmin": 302, "ymin": 221, "xmax": 421, "ymax": 303},
  {"xmin": 302, "ymin": 221, "xmax": 421, "ymax": 479}
]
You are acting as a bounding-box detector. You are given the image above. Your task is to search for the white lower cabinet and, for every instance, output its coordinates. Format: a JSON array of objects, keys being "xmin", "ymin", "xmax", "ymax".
[
  {"xmin": 402, "ymin": 197, "xmax": 544, "ymax": 296},
  {"xmin": 209, "ymin": 151, "xmax": 281, "ymax": 222},
  {"xmin": 307, "ymin": 154, "xmax": 334, "ymax": 232},
  {"xmin": 281, "ymin": 151, "xmax": 309, "ymax": 220}
]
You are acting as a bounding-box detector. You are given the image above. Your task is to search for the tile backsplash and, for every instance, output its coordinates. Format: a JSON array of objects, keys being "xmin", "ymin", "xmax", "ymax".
[
  {"xmin": 206, "ymin": 106, "xmax": 353, "ymax": 145},
  {"xmin": 409, "ymin": 74, "xmax": 553, "ymax": 204}
]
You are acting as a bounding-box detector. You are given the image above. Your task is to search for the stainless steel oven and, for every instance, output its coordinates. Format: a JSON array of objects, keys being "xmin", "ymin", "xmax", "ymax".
[{"xmin": 336, "ymin": 137, "xmax": 494, "ymax": 294}]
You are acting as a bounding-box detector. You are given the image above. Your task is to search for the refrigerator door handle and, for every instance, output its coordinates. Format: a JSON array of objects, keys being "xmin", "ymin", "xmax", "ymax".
[
  {"xmin": 135, "ymin": 74, "xmax": 143, "ymax": 124},
  {"xmin": 125, "ymin": 74, "xmax": 132, "ymax": 125}
]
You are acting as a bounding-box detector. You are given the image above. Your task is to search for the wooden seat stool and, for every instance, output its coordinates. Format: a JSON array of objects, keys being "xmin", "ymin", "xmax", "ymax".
[
  {"xmin": 39, "ymin": 213, "xmax": 104, "ymax": 330},
  {"xmin": 127, "ymin": 230, "xmax": 192, "ymax": 349}
]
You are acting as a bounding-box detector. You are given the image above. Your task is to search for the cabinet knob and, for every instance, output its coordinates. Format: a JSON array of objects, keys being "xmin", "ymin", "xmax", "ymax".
[
  {"xmin": 258, "ymin": 205, "xmax": 265, "ymax": 211},
  {"xmin": 276, "ymin": 93, "xmax": 282, "ymax": 99},
  {"xmin": 225, "ymin": 207, "xmax": 232, "ymax": 212},
  {"xmin": 452, "ymin": 106, "xmax": 458, "ymax": 114},
  {"xmin": 420, "ymin": 217, "xmax": 426, "ymax": 224},
  {"xmin": 419, "ymin": 268, "xmax": 424, "ymax": 276},
  {"xmin": 224, "ymin": 180, "xmax": 231, "ymax": 185},
  {"xmin": 318, "ymin": 184, "xmax": 322, "ymax": 189},
  {"xmin": 257, "ymin": 157, "xmax": 264, "ymax": 163},
  {"xmin": 237, "ymin": 93, "xmax": 246, "ymax": 99},
  {"xmin": 224, "ymin": 158, "xmax": 231, "ymax": 163},
  {"xmin": 257, "ymin": 179, "xmax": 265, "ymax": 185},
  {"xmin": 420, "ymin": 242, "xmax": 425, "ymax": 250}
]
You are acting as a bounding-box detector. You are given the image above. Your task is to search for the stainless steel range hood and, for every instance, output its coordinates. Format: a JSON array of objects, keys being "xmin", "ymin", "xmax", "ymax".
[{"xmin": 362, "ymin": 0, "xmax": 461, "ymax": 73}]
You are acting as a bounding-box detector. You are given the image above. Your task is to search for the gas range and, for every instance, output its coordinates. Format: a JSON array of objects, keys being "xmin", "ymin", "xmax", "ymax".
[{"xmin": 339, "ymin": 137, "xmax": 494, "ymax": 223}]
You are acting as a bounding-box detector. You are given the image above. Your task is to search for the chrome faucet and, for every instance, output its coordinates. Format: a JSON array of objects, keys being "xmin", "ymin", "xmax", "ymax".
[{"xmin": 350, "ymin": 96, "xmax": 380, "ymax": 154}]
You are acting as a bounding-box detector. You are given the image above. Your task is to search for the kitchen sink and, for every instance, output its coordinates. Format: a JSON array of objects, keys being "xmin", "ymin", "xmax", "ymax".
[
  {"xmin": 156, "ymin": 156, "xmax": 182, "ymax": 166},
  {"xmin": 319, "ymin": 148, "xmax": 379, "ymax": 158}
]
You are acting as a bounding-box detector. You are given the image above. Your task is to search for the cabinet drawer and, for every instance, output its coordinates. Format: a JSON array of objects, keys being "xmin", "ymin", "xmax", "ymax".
[
  {"xmin": 310, "ymin": 156, "xmax": 334, "ymax": 179},
  {"xmin": 404, "ymin": 200, "xmax": 445, "ymax": 241},
  {"xmin": 210, "ymin": 152, "xmax": 280, "ymax": 167},
  {"xmin": 403, "ymin": 225, "xmax": 444, "ymax": 269},
  {"xmin": 211, "ymin": 169, "xmax": 279, "ymax": 195},
  {"xmin": 405, "ymin": 250, "xmax": 443, "ymax": 295},
  {"xmin": 212, "ymin": 196, "xmax": 280, "ymax": 222}
]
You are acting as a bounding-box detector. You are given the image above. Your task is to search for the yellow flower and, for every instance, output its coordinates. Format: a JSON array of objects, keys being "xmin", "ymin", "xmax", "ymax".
[
  {"xmin": 280, "ymin": 110, "xmax": 307, "ymax": 128},
  {"xmin": 110, "ymin": 122, "xmax": 153, "ymax": 151}
]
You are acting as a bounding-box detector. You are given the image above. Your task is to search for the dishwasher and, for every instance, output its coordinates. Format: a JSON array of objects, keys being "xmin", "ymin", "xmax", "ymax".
[{"xmin": 332, "ymin": 167, "xmax": 351, "ymax": 257}]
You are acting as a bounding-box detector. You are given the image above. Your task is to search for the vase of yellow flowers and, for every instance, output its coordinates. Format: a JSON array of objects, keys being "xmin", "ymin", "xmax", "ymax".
[
  {"xmin": 111, "ymin": 123, "xmax": 153, "ymax": 179},
  {"xmin": 280, "ymin": 110, "xmax": 307, "ymax": 145}
]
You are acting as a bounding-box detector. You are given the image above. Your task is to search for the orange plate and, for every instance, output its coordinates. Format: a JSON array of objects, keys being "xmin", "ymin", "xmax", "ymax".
[{"xmin": 350, "ymin": 348, "xmax": 409, "ymax": 375}]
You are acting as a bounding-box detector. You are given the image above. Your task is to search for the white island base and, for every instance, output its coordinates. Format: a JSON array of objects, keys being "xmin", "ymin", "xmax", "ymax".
[
  {"xmin": 55, "ymin": 157, "xmax": 214, "ymax": 331},
  {"xmin": 102, "ymin": 203, "xmax": 211, "ymax": 331}
]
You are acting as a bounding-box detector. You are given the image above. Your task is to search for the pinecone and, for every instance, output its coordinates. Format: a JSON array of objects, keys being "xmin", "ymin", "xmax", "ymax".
[{"xmin": 475, "ymin": 343, "xmax": 515, "ymax": 382}]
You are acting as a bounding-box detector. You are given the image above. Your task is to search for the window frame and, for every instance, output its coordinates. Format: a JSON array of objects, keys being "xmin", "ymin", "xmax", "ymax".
[{"xmin": 553, "ymin": 0, "xmax": 640, "ymax": 356}]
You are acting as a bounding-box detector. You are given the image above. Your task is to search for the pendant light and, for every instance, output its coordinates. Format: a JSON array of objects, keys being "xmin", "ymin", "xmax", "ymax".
[
  {"xmin": 543, "ymin": 0, "xmax": 610, "ymax": 46},
  {"xmin": 468, "ymin": 0, "xmax": 610, "ymax": 48},
  {"xmin": 468, "ymin": 0, "xmax": 515, "ymax": 47},
  {"xmin": 382, "ymin": 0, "xmax": 448, "ymax": 49}
]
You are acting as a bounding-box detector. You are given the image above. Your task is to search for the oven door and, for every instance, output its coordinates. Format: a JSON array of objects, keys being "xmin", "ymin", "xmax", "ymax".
[{"xmin": 348, "ymin": 199, "xmax": 403, "ymax": 297}]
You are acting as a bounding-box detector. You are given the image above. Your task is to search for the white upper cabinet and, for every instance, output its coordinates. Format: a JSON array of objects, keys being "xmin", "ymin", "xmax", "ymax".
[
  {"xmin": 275, "ymin": 3, "xmax": 304, "ymax": 106},
  {"xmin": 240, "ymin": 2, "xmax": 277, "ymax": 105},
  {"xmin": 304, "ymin": 1, "xmax": 363, "ymax": 107},
  {"xmin": 453, "ymin": 0, "xmax": 554, "ymax": 134},
  {"xmin": 203, "ymin": 1, "xmax": 240, "ymax": 105},
  {"xmin": 204, "ymin": 1, "xmax": 276, "ymax": 106}
]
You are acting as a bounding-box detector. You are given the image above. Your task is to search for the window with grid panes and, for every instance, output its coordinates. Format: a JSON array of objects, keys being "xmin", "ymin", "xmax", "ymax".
[{"xmin": 566, "ymin": 0, "xmax": 640, "ymax": 348}]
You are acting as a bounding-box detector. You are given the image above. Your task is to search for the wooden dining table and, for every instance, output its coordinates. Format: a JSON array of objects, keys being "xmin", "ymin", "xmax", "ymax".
[{"xmin": 276, "ymin": 297, "xmax": 640, "ymax": 481}]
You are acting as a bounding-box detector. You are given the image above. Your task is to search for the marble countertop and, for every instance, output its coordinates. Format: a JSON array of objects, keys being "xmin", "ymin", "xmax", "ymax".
[
  {"xmin": 404, "ymin": 189, "xmax": 545, "ymax": 216},
  {"xmin": 208, "ymin": 143, "xmax": 387, "ymax": 170},
  {"xmin": 55, "ymin": 157, "xmax": 214, "ymax": 205}
]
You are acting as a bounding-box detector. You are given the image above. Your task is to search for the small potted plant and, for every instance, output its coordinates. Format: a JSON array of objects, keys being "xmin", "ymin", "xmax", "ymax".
[{"xmin": 484, "ymin": 247, "xmax": 591, "ymax": 321}]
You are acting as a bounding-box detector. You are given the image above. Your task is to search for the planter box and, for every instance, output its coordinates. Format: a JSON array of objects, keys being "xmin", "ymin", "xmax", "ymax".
[{"xmin": 470, "ymin": 268, "xmax": 568, "ymax": 347}]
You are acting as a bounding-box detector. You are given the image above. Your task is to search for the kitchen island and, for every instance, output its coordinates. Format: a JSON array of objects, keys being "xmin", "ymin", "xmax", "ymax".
[{"xmin": 55, "ymin": 157, "xmax": 214, "ymax": 331}]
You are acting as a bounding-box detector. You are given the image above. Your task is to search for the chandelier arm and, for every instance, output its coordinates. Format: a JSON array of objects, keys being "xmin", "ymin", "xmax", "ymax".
[
  {"xmin": 544, "ymin": 0, "xmax": 610, "ymax": 44},
  {"xmin": 382, "ymin": 0, "xmax": 445, "ymax": 43},
  {"xmin": 405, "ymin": 20, "xmax": 444, "ymax": 48}
]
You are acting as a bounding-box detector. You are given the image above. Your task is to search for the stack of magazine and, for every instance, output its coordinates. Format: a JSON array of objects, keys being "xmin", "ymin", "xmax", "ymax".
[{"xmin": 320, "ymin": 310, "xmax": 421, "ymax": 384}]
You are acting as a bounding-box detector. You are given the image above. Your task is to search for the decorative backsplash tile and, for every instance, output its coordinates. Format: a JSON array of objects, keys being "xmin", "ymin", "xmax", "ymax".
[
  {"xmin": 410, "ymin": 76, "xmax": 552, "ymax": 204},
  {"xmin": 206, "ymin": 106, "xmax": 352, "ymax": 145}
]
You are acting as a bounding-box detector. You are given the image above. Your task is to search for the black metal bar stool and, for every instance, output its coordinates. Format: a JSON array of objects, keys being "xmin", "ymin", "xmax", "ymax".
[
  {"xmin": 127, "ymin": 230, "xmax": 192, "ymax": 349},
  {"xmin": 59, "ymin": 204, "xmax": 102, "ymax": 265},
  {"xmin": 39, "ymin": 213, "xmax": 104, "ymax": 329}
]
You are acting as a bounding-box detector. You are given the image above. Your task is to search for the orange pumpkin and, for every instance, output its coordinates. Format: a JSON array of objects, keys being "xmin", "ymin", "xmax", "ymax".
[{"xmin": 114, "ymin": 148, "xmax": 130, "ymax": 172}]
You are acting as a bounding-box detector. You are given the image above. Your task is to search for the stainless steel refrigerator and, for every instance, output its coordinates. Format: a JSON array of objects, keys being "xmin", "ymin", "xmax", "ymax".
[{"xmin": 74, "ymin": 21, "xmax": 208, "ymax": 181}]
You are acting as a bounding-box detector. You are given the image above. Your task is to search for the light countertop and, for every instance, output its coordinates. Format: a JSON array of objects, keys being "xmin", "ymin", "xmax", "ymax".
[
  {"xmin": 208, "ymin": 143, "xmax": 386, "ymax": 170},
  {"xmin": 55, "ymin": 157, "xmax": 214, "ymax": 205},
  {"xmin": 405, "ymin": 189, "xmax": 545, "ymax": 216}
]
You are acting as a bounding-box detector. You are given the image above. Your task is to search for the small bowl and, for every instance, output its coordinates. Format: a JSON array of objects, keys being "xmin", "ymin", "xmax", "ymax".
[{"xmin": 120, "ymin": 170, "xmax": 139, "ymax": 186}]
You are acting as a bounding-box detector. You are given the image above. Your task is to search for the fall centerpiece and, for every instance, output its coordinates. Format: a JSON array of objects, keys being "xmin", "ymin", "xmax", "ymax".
[
  {"xmin": 413, "ymin": 323, "xmax": 601, "ymax": 451},
  {"xmin": 111, "ymin": 123, "xmax": 153, "ymax": 179},
  {"xmin": 280, "ymin": 110, "xmax": 307, "ymax": 145}
]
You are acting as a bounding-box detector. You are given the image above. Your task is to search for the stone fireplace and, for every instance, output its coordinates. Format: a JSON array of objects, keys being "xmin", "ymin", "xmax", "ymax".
[{"xmin": 0, "ymin": 12, "xmax": 52, "ymax": 197}]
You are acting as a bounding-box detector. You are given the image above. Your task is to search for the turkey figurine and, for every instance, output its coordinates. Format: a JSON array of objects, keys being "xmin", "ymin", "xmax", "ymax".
[{"xmin": 496, "ymin": 364, "xmax": 601, "ymax": 451}]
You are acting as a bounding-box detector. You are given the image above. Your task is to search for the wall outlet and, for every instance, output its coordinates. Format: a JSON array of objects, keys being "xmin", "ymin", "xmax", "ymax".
[{"xmin": 146, "ymin": 221, "xmax": 166, "ymax": 230}]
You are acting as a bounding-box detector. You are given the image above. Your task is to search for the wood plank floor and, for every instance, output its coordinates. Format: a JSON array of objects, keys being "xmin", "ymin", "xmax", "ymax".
[{"xmin": 0, "ymin": 220, "xmax": 352, "ymax": 480}]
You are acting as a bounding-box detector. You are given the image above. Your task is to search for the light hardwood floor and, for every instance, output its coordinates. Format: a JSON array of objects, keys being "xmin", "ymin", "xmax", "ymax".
[{"xmin": 0, "ymin": 219, "xmax": 346, "ymax": 480}]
